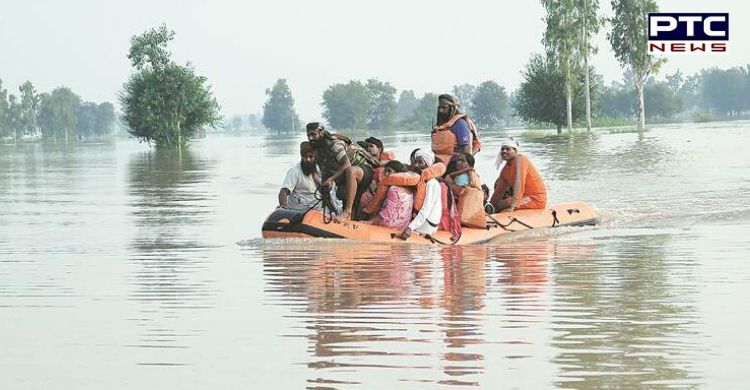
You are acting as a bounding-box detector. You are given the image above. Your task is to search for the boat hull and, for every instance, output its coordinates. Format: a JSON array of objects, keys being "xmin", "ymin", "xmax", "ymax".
[{"xmin": 261, "ymin": 201, "xmax": 599, "ymax": 245}]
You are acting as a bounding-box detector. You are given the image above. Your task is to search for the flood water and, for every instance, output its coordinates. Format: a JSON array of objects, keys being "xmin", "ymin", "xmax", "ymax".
[{"xmin": 1, "ymin": 123, "xmax": 749, "ymax": 389}]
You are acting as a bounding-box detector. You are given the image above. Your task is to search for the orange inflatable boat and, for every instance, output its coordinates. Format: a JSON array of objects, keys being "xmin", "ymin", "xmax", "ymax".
[{"xmin": 262, "ymin": 201, "xmax": 599, "ymax": 245}]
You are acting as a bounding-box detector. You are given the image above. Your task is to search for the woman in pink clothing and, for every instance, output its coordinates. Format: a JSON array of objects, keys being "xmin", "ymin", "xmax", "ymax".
[{"xmin": 368, "ymin": 161, "xmax": 414, "ymax": 229}]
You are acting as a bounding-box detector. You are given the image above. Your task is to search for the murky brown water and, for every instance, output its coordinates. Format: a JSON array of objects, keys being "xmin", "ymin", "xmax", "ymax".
[{"xmin": 1, "ymin": 123, "xmax": 749, "ymax": 389}]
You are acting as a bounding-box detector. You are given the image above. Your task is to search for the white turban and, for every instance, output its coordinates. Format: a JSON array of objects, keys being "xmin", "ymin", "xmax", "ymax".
[
  {"xmin": 414, "ymin": 149, "xmax": 435, "ymax": 166},
  {"xmin": 500, "ymin": 137, "xmax": 520, "ymax": 151},
  {"xmin": 496, "ymin": 137, "xmax": 520, "ymax": 169}
]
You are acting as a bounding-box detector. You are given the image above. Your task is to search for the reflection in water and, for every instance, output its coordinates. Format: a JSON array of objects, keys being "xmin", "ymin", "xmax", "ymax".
[
  {"xmin": 126, "ymin": 148, "xmax": 217, "ymax": 365},
  {"xmin": 531, "ymin": 132, "xmax": 603, "ymax": 181},
  {"xmin": 262, "ymin": 242, "xmax": 494, "ymax": 387},
  {"xmin": 551, "ymin": 234, "xmax": 699, "ymax": 389},
  {"xmin": 2, "ymin": 125, "xmax": 747, "ymax": 388},
  {"xmin": 261, "ymin": 133, "xmax": 303, "ymax": 156}
]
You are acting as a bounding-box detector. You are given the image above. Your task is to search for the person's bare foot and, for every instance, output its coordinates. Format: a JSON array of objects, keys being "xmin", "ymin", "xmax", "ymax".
[{"xmin": 334, "ymin": 211, "xmax": 352, "ymax": 222}]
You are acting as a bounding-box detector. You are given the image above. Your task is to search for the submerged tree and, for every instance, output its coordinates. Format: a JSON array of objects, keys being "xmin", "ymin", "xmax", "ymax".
[
  {"xmin": 38, "ymin": 87, "xmax": 81, "ymax": 143},
  {"xmin": 18, "ymin": 81, "xmax": 39, "ymax": 138},
  {"xmin": 0, "ymin": 79, "xmax": 8, "ymax": 138},
  {"xmin": 608, "ymin": 0, "xmax": 665, "ymax": 130},
  {"xmin": 471, "ymin": 80, "xmax": 509, "ymax": 128},
  {"xmin": 321, "ymin": 80, "xmax": 369, "ymax": 130},
  {"xmin": 395, "ymin": 90, "xmax": 419, "ymax": 123},
  {"xmin": 365, "ymin": 78, "xmax": 397, "ymax": 131},
  {"xmin": 514, "ymin": 54, "xmax": 591, "ymax": 133},
  {"xmin": 262, "ymin": 79, "xmax": 301, "ymax": 134},
  {"xmin": 120, "ymin": 24, "xmax": 221, "ymax": 148}
]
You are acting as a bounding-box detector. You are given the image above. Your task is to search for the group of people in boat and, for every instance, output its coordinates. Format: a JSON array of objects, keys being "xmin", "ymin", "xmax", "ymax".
[{"xmin": 277, "ymin": 93, "xmax": 548, "ymax": 240}]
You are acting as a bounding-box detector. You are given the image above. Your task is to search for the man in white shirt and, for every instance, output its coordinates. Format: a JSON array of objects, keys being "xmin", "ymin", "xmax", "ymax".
[
  {"xmin": 397, "ymin": 149, "xmax": 443, "ymax": 240},
  {"xmin": 278, "ymin": 142, "xmax": 324, "ymax": 210}
]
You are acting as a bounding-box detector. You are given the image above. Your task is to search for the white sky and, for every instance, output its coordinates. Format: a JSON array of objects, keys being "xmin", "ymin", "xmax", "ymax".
[{"xmin": 1, "ymin": 0, "xmax": 746, "ymax": 121}]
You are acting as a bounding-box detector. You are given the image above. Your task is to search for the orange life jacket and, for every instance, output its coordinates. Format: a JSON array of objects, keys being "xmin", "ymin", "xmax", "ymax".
[
  {"xmin": 413, "ymin": 163, "xmax": 447, "ymax": 212},
  {"xmin": 491, "ymin": 154, "xmax": 547, "ymax": 210},
  {"xmin": 380, "ymin": 151, "xmax": 396, "ymax": 161},
  {"xmin": 431, "ymin": 114, "xmax": 482, "ymax": 162},
  {"xmin": 363, "ymin": 171, "xmax": 420, "ymax": 216}
]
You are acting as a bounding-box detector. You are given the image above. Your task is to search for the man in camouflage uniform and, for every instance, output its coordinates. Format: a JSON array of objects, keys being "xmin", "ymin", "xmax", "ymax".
[{"xmin": 306, "ymin": 122, "xmax": 379, "ymax": 221}]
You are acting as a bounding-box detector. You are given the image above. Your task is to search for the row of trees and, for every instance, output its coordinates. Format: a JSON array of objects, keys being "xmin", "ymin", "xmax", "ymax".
[
  {"xmin": 257, "ymin": 60, "xmax": 748, "ymax": 136},
  {"xmin": 0, "ymin": 78, "xmax": 115, "ymax": 143},
  {"xmin": 259, "ymin": 78, "xmax": 510, "ymax": 133}
]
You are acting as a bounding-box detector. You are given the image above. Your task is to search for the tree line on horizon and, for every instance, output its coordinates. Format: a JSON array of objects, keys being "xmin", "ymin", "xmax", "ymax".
[
  {"xmin": 252, "ymin": 62, "xmax": 749, "ymax": 135},
  {"xmin": 11, "ymin": 1, "xmax": 747, "ymax": 149},
  {"xmin": 0, "ymin": 78, "xmax": 116, "ymax": 144}
]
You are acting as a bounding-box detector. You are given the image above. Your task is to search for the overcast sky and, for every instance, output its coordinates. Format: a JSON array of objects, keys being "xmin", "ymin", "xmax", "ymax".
[{"xmin": 1, "ymin": 0, "xmax": 746, "ymax": 121}]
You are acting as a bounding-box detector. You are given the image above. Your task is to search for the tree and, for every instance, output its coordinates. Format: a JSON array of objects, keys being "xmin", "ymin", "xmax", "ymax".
[
  {"xmin": 75, "ymin": 102, "xmax": 98, "ymax": 139},
  {"xmin": 644, "ymin": 80, "xmax": 681, "ymax": 121},
  {"xmin": 452, "ymin": 84, "xmax": 476, "ymax": 115},
  {"xmin": 262, "ymin": 79, "xmax": 301, "ymax": 134},
  {"xmin": 701, "ymin": 67, "xmax": 749, "ymax": 117},
  {"xmin": 513, "ymin": 54, "xmax": 588, "ymax": 133},
  {"xmin": 365, "ymin": 78, "xmax": 397, "ymax": 130},
  {"xmin": 18, "ymin": 81, "xmax": 39, "ymax": 138},
  {"xmin": 0, "ymin": 79, "xmax": 8, "ymax": 138},
  {"xmin": 578, "ymin": 0, "xmax": 602, "ymax": 130},
  {"xmin": 76, "ymin": 101, "xmax": 115, "ymax": 139},
  {"xmin": 471, "ymin": 80, "xmax": 509, "ymax": 128},
  {"xmin": 247, "ymin": 113, "xmax": 261, "ymax": 131},
  {"xmin": 321, "ymin": 80, "xmax": 369, "ymax": 130},
  {"xmin": 95, "ymin": 102, "xmax": 116, "ymax": 137},
  {"xmin": 406, "ymin": 92, "xmax": 438, "ymax": 130},
  {"xmin": 596, "ymin": 81, "xmax": 634, "ymax": 119},
  {"xmin": 542, "ymin": 0, "xmax": 576, "ymax": 132},
  {"xmin": 608, "ymin": 0, "xmax": 665, "ymax": 129},
  {"xmin": 395, "ymin": 90, "xmax": 419, "ymax": 123},
  {"xmin": 120, "ymin": 24, "xmax": 221, "ymax": 148},
  {"xmin": 38, "ymin": 87, "xmax": 81, "ymax": 143},
  {"xmin": 7, "ymin": 95, "xmax": 22, "ymax": 143}
]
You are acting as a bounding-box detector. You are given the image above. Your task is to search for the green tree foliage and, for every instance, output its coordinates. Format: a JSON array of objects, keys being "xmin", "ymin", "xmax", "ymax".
[
  {"xmin": 262, "ymin": 79, "xmax": 301, "ymax": 134},
  {"xmin": 395, "ymin": 90, "xmax": 418, "ymax": 123},
  {"xmin": 452, "ymin": 84, "xmax": 476, "ymax": 115},
  {"xmin": 608, "ymin": 0, "xmax": 665, "ymax": 129},
  {"xmin": 18, "ymin": 81, "xmax": 39, "ymax": 137},
  {"xmin": 365, "ymin": 78, "xmax": 397, "ymax": 130},
  {"xmin": 75, "ymin": 101, "xmax": 116, "ymax": 139},
  {"xmin": 0, "ymin": 79, "xmax": 8, "ymax": 138},
  {"xmin": 514, "ymin": 54, "xmax": 591, "ymax": 133},
  {"xmin": 471, "ymin": 80, "xmax": 509, "ymax": 128},
  {"xmin": 597, "ymin": 81, "xmax": 634, "ymax": 119},
  {"xmin": 542, "ymin": 0, "xmax": 578, "ymax": 131},
  {"xmin": 321, "ymin": 80, "xmax": 369, "ymax": 130},
  {"xmin": 38, "ymin": 87, "xmax": 81, "ymax": 142},
  {"xmin": 120, "ymin": 24, "xmax": 221, "ymax": 148},
  {"xmin": 644, "ymin": 80, "xmax": 682, "ymax": 121},
  {"xmin": 406, "ymin": 92, "xmax": 438, "ymax": 130},
  {"xmin": 95, "ymin": 102, "xmax": 116, "ymax": 137},
  {"xmin": 6, "ymin": 95, "xmax": 22, "ymax": 142},
  {"xmin": 247, "ymin": 113, "xmax": 262, "ymax": 131},
  {"xmin": 701, "ymin": 67, "xmax": 750, "ymax": 117}
]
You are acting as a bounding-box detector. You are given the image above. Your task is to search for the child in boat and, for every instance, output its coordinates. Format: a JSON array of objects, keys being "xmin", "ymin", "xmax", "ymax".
[
  {"xmin": 445, "ymin": 152, "xmax": 482, "ymax": 196},
  {"xmin": 446, "ymin": 152, "xmax": 486, "ymax": 228},
  {"xmin": 368, "ymin": 160, "xmax": 414, "ymax": 229}
]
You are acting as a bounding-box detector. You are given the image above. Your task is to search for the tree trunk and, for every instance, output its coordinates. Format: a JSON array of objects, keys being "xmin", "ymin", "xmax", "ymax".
[
  {"xmin": 177, "ymin": 120, "xmax": 182, "ymax": 149},
  {"xmin": 566, "ymin": 60, "xmax": 573, "ymax": 132},
  {"xmin": 635, "ymin": 81, "xmax": 646, "ymax": 130},
  {"xmin": 557, "ymin": 124, "xmax": 562, "ymax": 134},
  {"xmin": 583, "ymin": 0, "xmax": 592, "ymax": 131},
  {"xmin": 583, "ymin": 50, "xmax": 592, "ymax": 131}
]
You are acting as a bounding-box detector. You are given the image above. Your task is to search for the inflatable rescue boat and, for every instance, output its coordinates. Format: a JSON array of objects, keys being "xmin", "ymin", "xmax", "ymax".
[{"xmin": 262, "ymin": 201, "xmax": 599, "ymax": 245}]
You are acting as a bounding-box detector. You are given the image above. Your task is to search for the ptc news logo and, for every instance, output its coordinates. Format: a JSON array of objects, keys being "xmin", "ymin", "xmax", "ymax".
[{"xmin": 648, "ymin": 13, "xmax": 729, "ymax": 53}]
